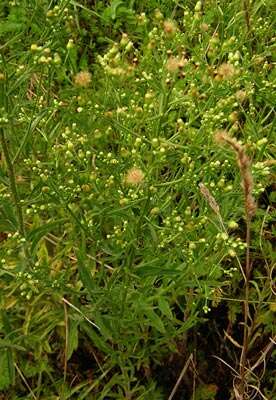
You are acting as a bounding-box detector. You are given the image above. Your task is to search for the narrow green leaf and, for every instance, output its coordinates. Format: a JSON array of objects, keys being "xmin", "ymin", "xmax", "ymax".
[
  {"xmin": 66, "ymin": 320, "xmax": 79, "ymax": 361},
  {"xmin": 158, "ymin": 297, "xmax": 173, "ymax": 319},
  {"xmin": 81, "ymin": 323, "xmax": 112, "ymax": 354},
  {"xmin": 27, "ymin": 218, "xmax": 66, "ymax": 253},
  {"xmin": 77, "ymin": 233, "xmax": 95, "ymax": 296},
  {"xmin": 0, "ymin": 340, "xmax": 26, "ymax": 352},
  {"xmin": 0, "ymin": 349, "xmax": 14, "ymax": 390},
  {"xmin": 145, "ymin": 309, "xmax": 166, "ymax": 333},
  {"xmin": 0, "ymin": 198, "xmax": 18, "ymax": 231}
]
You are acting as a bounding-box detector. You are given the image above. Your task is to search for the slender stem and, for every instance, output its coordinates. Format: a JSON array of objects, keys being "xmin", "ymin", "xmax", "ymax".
[
  {"xmin": 63, "ymin": 300, "xmax": 68, "ymax": 383},
  {"xmin": 0, "ymin": 127, "xmax": 26, "ymax": 237},
  {"xmin": 239, "ymin": 216, "xmax": 252, "ymax": 397},
  {"xmin": 14, "ymin": 363, "xmax": 37, "ymax": 400},
  {"xmin": 243, "ymin": 0, "xmax": 251, "ymax": 33},
  {"xmin": 168, "ymin": 354, "xmax": 193, "ymax": 400}
]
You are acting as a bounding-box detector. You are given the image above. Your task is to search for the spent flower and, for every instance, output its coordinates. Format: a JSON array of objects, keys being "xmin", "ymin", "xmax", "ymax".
[
  {"xmin": 74, "ymin": 71, "xmax": 92, "ymax": 87},
  {"xmin": 125, "ymin": 167, "xmax": 145, "ymax": 185}
]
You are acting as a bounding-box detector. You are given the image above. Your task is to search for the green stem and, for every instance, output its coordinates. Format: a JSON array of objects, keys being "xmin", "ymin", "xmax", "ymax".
[{"xmin": 0, "ymin": 127, "xmax": 26, "ymax": 238}]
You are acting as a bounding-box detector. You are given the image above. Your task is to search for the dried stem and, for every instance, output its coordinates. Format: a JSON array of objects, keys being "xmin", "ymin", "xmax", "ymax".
[
  {"xmin": 214, "ymin": 131, "xmax": 256, "ymax": 398},
  {"xmin": 243, "ymin": 0, "xmax": 251, "ymax": 33},
  {"xmin": 63, "ymin": 300, "xmax": 68, "ymax": 383},
  {"xmin": 168, "ymin": 354, "xmax": 193, "ymax": 400},
  {"xmin": 14, "ymin": 362, "xmax": 37, "ymax": 400}
]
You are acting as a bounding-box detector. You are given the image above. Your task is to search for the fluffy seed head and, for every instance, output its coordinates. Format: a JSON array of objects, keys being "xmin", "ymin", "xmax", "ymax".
[
  {"xmin": 74, "ymin": 71, "xmax": 92, "ymax": 87},
  {"xmin": 216, "ymin": 63, "xmax": 236, "ymax": 80},
  {"xmin": 125, "ymin": 167, "xmax": 145, "ymax": 185},
  {"xmin": 166, "ymin": 56, "xmax": 187, "ymax": 73}
]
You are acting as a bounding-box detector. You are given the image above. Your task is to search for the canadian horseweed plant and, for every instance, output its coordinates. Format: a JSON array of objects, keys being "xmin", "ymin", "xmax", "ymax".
[{"xmin": 0, "ymin": 0, "xmax": 275, "ymax": 399}]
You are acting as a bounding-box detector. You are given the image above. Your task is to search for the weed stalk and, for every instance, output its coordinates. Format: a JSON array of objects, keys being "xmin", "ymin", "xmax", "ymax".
[
  {"xmin": 0, "ymin": 127, "xmax": 26, "ymax": 238},
  {"xmin": 214, "ymin": 131, "xmax": 256, "ymax": 398},
  {"xmin": 243, "ymin": 0, "xmax": 251, "ymax": 33}
]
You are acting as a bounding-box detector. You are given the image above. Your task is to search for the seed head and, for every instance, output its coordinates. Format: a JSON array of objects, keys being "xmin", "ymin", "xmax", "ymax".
[
  {"xmin": 125, "ymin": 167, "xmax": 145, "ymax": 185},
  {"xmin": 216, "ymin": 63, "xmax": 236, "ymax": 80},
  {"xmin": 163, "ymin": 20, "xmax": 177, "ymax": 37},
  {"xmin": 166, "ymin": 56, "xmax": 187, "ymax": 73},
  {"xmin": 235, "ymin": 90, "xmax": 247, "ymax": 103},
  {"xmin": 214, "ymin": 130, "xmax": 256, "ymax": 218},
  {"xmin": 74, "ymin": 71, "xmax": 92, "ymax": 87},
  {"xmin": 199, "ymin": 183, "xmax": 220, "ymax": 216}
]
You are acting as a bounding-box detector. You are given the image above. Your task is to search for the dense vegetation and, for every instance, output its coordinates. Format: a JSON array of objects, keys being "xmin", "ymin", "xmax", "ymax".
[{"xmin": 0, "ymin": 1, "xmax": 275, "ymax": 399}]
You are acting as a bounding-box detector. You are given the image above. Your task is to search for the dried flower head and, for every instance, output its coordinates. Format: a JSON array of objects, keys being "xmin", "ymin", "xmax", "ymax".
[
  {"xmin": 166, "ymin": 56, "xmax": 187, "ymax": 73},
  {"xmin": 216, "ymin": 63, "xmax": 236, "ymax": 80},
  {"xmin": 16, "ymin": 175, "xmax": 26, "ymax": 184},
  {"xmin": 163, "ymin": 20, "xmax": 177, "ymax": 36},
  {"xmin": 125, "ymin": 167, "xmax": 145, "ymax": 185},
  {"xmin": 201, "ymin": 23, "xmax": 209, "ymax": 32},
  {"xmin": 235, "ymin": 90, "xmax": 247, "ymax": 103},
  {"xmin": 74, "ymin": 71, "xmax": 91, "ymax": 87}
]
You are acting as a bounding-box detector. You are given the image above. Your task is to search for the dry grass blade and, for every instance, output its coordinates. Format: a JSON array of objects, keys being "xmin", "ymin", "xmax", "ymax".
[
  {"xmin": 248, "ymin": 385, "xmax": 268, "ymax": 400},
  {"xmin": 224, "ymin": 330, "xmax": 243, "ymax": 349},
  {"xmin": 168, "ymin": 353, "xmax": 193, "ymax": 400},
  {"xmin": 14, "ymin": 363, "xmax": 37, "ymax": 400},
  {"xmin": 250, "ymin": 335, "xmax": 276, "ymax": 373},
  {"xmin": 62, "ymin": 297, "xmax": 100, "ymax": 331},
  {"xmin": 212, "ymin": 355, "xmax": 239, "ymax": 377}
]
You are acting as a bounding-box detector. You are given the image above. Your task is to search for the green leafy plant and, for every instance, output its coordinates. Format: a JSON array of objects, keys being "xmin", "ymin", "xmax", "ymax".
[{"xmin": 0, "ymin": 0, "xmax": 275, "ymax": 399}]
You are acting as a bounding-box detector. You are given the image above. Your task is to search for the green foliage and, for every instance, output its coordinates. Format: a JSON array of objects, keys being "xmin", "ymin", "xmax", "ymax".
[
  {"xmin": 0, "ymin": 0, "xmax": 275, "ymax": 398},
  {"xmin": 0, "ymin": 349, "xmax": 14, "ymax": 390}
]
